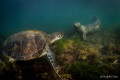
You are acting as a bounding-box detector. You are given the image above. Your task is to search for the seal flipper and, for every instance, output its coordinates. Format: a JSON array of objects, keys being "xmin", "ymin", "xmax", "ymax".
[
  {"xmin": 46, "ymin": 46, "xmax": 63, "ymax": 80},
  {"xmin": 83, "ymin": 32, "xmax": 87, "ymax": 40}
]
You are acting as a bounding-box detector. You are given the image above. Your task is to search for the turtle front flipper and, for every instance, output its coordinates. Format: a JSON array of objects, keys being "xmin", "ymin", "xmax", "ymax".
[
  {"xmin": 47, "ymin": 47, "xmax": 55, "ymax": 68},
  {"xmin": 46, "ymin": 46, "xmax": 63, "ymax": 80}
]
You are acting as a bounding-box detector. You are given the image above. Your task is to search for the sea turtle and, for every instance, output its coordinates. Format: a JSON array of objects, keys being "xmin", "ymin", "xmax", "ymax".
[
  {"xmin": 74, "ymin": 16, "xmax": 101, "ymax": 40},
  {"xmin": 2, "ymin": 30, "xmax": 63, "ymax": 80}
]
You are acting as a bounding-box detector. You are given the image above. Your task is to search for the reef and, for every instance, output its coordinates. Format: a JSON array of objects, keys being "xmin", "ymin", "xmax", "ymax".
[
  {"xmin": 66, "ymin": 61, "xmax": 102, "ymax": 80},
  {"xmin": 0, "ymin": 26, "xmax": 120, "ymax": 80},
  {"xmin": 50, "ymin": 26, "xmax": 120, "ymax": 80}
]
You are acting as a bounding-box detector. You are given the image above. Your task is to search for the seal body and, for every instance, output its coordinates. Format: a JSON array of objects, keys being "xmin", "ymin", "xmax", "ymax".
[{"xmin": 74, "ymin": 17, "xmax": 101, "ymax": 40}]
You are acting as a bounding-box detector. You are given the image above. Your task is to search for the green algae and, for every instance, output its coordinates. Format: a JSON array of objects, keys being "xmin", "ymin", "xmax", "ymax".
[
  {"xmin": 54, "ymin": 39, "xmax": 66, "ymax": 54},
  {"xmin": 66, "ymin": 61, "xmax": 102, "ymax": 80},
  {"xmin": 1, "ymin": 26, "xmax": 120, "ymax": 80},
  {"xmin": 60, "ymin": 74, "xmax": 72, "ymax": 80}
]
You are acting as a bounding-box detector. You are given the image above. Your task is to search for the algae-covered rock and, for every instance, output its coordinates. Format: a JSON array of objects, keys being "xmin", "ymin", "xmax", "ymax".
[
  {"xmin": 1, "ymin": 26, "xmax": 120, "ymax": 80},
  {"xmin": 99, "ymin": 64, "xmax": 120, "ymax": 75},
  {"xmin": 101, "ymin": 43, "xmax": 120, "ymax": 55},
  {"xmin": 66, "ymin": 61, "xmax": 102, "ymax": 80},
  {"xmin": 102, "ymin": 55, "xmax": 118, "ymax": 64},
  {"xmin": 60, "ymin": 74, "xmax": 72, "ymax": 80},
  {"xmin": 0, "ymin": 57, "xmax": 62, "ymax": 80},
  {"xmin": 51, "ymin": 36, "xmax": 83, "ymax": 55}
]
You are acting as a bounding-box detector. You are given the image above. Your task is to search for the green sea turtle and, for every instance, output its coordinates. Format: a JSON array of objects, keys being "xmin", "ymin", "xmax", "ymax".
[
  {"xmin": 2, "ymin": 30, "xmax": 63, "ymax": 80},
  {"xmin": 74, "ymin": 16, "xmax": 101, "ymax": 40}
]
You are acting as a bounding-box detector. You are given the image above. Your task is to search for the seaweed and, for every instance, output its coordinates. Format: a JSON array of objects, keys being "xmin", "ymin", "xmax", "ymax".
[
  {"xmin": 53, "ymin": 39, "xmax": 66, "ymax": 54},
  {"xmin": 66, "ymin": 61, "xmax": 102, "ymax": 80},
  {"xmin": 51, "ymin": 36, "xmax": 84, "ymax": 55},
  {"xmin": 101, "ymin": 43, "xmax": 120, "ymax": 55},
  {"xmin": 0, "ymin": 57, "xmax": 61, "ymax": 80},
  {"xmin": 102, "ymin": 55, "xmax": 118, "ymax": 64},
  {"xmin": 1, "ymin": 26, "xmax": 120, "ymax": 80},
  {"xmin": 60, "ymin": 74, "xmax": 72, "ymax": 80},
  {"xmin": 99, "ymin": 64, "xmax": 120, "ymax": 75}
]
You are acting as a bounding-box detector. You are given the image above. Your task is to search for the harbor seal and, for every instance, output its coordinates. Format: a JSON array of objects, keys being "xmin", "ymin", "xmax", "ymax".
[{"xmin": 74, "ymin": 17, "xmax": 101, "ymax": 40}]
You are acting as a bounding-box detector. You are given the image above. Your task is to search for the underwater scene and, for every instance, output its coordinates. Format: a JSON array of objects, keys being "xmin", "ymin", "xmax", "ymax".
[{"xmin": 0, "ymin": 0, "xmax": 120, "ymax": 80}]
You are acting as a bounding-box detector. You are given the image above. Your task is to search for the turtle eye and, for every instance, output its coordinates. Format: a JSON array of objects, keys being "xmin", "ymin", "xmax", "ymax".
[
  {"xmin": 57, "ymin": 32, "xmax": 63, "ymax": 38},
  {"xmin": 60, "ymin": 32, "xmax": 63, "ymax": 36}
]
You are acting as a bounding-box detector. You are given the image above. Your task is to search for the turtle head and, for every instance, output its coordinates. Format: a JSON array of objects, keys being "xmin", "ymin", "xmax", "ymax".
[{"xmin": 46, "ymin": 32, "xmax": 64, "ymax": 44}]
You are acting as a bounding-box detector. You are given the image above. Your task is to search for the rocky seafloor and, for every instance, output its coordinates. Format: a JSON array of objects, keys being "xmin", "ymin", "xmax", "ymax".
[{"xmin": 0, "ymin": 26, "xmax": 120, "ymax": 80}]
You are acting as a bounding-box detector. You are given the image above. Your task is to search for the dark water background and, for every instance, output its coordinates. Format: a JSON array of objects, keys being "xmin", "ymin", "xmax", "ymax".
[{"xmin": 0, "ymin": 0, "xmax": 120, "ymax": 37}]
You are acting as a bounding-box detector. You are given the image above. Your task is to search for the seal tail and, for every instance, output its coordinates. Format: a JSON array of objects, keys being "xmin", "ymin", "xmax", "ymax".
[{"xmin": 92, "ymin": 16, "xmax": 98, "ymax": 21}]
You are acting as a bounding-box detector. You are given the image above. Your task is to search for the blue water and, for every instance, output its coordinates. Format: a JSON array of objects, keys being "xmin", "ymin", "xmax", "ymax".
[{"xmin": 0, "ymin": 0, "xmax": 120, "ymax": 37}]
